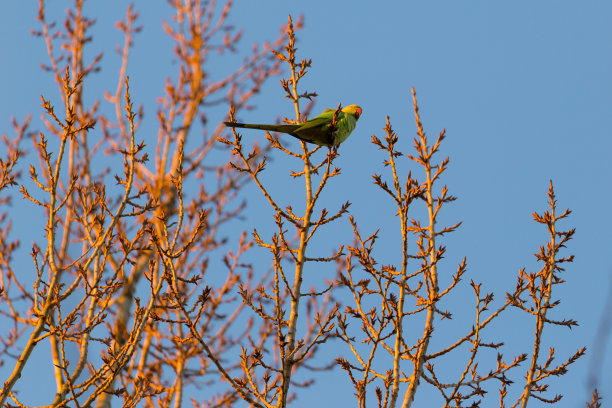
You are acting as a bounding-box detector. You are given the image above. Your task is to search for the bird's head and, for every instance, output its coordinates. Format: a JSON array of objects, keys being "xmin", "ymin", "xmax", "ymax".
[{"xmin": 343, "ymin": 105, "xmax": 362, "ymax": 120}]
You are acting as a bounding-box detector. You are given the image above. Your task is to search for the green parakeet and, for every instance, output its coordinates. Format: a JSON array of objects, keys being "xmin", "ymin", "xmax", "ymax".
[{"xmin": 224, "ymin": 105, "xmax": 362, "ymax": 147}]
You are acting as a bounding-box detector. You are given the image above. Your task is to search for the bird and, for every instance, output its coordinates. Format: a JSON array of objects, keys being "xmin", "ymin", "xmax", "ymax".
[{"xmin": 224, "ymin": 105, "xmax": 362, "ymax": 147}]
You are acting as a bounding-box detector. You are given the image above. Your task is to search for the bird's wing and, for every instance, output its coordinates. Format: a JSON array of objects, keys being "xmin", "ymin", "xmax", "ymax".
[
  {"xmin": 289, "ymin": 112, "xmax": 344, "ymax": 146},
  {"xmin": 295, "ymin": 109, "xmax": 341, "ymax": 131}
]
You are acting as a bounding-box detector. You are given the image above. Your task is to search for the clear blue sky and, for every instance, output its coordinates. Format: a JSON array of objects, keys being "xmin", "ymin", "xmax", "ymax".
[{"xmin": 1, "ymin": 1, "xmax": 611, "ymax": 406}]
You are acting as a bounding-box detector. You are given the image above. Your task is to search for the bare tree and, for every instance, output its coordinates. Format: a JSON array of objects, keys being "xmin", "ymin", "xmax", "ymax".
[
  {"xmin": 218, "ymin": 16, "xmax": 345, "ymax": 407},
  {"xmin": 0, "ymin": 2, "xmax": 595, "ymax": 408}
]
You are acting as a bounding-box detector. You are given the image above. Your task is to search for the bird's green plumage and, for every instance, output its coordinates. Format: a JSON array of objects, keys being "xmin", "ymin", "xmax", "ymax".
[{"xmin": 224, "ymin": 105, "xmax": 362, "ymax": 147}]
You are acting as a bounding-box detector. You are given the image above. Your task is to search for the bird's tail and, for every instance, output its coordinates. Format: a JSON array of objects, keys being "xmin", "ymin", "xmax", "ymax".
[{"xmin": 224, "ymin": 122, "xmax": 299, "ymax": 134}]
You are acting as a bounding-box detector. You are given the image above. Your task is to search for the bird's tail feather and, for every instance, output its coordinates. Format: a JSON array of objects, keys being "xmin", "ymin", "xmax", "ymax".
[{"xmin": 224, "ymin": 122, "xmax": 298, "ymax": 134}]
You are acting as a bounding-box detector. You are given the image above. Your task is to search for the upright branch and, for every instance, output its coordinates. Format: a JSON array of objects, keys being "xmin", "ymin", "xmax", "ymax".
[
  {"xmin": 510, "ymin": 181, "xmax": 584, "ymax": 408},
  {"xmin": 220, "ymin": 14, "xmax": 348, "ymax": 408},
  {"xmin": 397, "ymin": 88, "xmax": 452, "ymax": 407},
  {"xmin": 586, "ymin": 389, "xmax": 602, "ymax": 408},
  {"xmin": 337, "ymin": 88, "xmax": 460, "ymax": 408}
]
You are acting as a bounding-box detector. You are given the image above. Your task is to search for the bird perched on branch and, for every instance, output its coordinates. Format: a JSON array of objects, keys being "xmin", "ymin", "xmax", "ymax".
[{"xmin": 224, "ymin": 105, "xmax": 362, "ymax": 147}]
